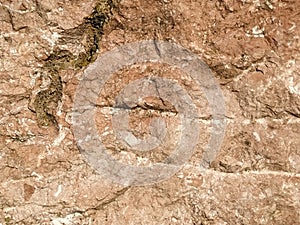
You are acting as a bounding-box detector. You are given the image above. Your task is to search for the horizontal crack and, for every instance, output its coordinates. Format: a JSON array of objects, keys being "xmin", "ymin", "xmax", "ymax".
[
  {"xmin": 73, "ymin": 104, "xmax": 218, "ymax": 121},
  {"xmin": 93, "ymin": 105, "xmax": 216, "ymax": 121},
  {"xmin": 97, "ymin": 103, "xmax": 177, "ymax": 113}
]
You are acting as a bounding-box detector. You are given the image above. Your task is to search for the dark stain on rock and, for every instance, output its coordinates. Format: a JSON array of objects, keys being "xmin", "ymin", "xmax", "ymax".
[
  {"xmin": 24, "ymin": 183, "xmax": 35, "ymax": 201},
  {"xmin": 31, "ymin": 0, "xmax": 116, "ymax": 129}
]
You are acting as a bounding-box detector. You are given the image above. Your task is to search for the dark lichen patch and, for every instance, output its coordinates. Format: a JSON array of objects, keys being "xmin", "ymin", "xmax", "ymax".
[
  {"xmin": 32, "ymin": 70, "xmax": 62, "ymax": 128},
  {"xmin": 57, "ymin": 0, "xmax": 115, "ymax": 69},
  {"xmin": 44, "ymin": 49, "xmax": 74, "ymax": 70},
  {"xmin": 68, "ymin": 24, "xmax": 101, "ymax": 68},
  {"xmin": 31, "ymin": 0, "xmax": 116, "ymax": 128}
]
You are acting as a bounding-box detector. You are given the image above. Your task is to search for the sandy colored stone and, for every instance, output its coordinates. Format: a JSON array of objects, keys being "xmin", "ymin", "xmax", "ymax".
[{"xmin": 0, "ymin": 0, "xmax": 300, "ymax": 224}]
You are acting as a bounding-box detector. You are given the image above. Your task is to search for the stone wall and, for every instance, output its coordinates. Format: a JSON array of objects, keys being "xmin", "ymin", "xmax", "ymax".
[{"xmin": 0, "ymin": 0, "xmax": 299, "ymax": 224}]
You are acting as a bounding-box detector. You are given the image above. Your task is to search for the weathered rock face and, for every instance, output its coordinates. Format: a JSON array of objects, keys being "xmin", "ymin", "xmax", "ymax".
[{"xmin": 0, "ymin": 0, "xmax": 299, "ymax": 224}]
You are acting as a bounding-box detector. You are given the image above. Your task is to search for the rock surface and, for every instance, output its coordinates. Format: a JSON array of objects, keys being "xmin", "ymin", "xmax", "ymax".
[{"xmin": 0, "ymin": 0, "xmax": 299, "ymax": 224}]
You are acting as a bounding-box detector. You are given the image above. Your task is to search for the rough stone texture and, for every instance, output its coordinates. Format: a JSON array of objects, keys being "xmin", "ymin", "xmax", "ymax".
[{"xmin": 0, "ymin": 0, "xmax": 299, "ymax": 224}]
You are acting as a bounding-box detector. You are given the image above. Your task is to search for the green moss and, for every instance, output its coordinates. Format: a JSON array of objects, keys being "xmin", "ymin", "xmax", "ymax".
[{"xmin": 32, "ymin": 0, "xmax": 115, "ymax": 128}]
